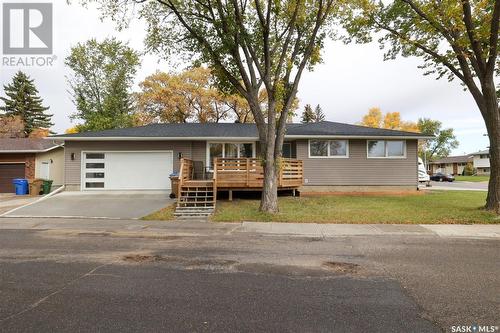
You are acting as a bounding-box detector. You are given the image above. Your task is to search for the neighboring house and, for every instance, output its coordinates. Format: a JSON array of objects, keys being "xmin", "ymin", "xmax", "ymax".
[
  {"xmin": 428, "ymin": 155, "xmax": 473, "ymax": 175},
  {"xmin": 0, "ymin": 138, "xmax": 64, "ymax": 193},
  {"xmin": 471, "ymin": 150, "xmax": 491, "ymax": 175},
  {"xmin": 50, "ymin": 121, "xmax": 431, "ymax": 193}
]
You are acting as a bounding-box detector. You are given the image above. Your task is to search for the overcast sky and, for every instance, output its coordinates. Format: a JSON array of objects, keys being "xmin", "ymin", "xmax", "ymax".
[{"xmin": 0, "ymin": 1, "xmax": 491, "ymax": 155}]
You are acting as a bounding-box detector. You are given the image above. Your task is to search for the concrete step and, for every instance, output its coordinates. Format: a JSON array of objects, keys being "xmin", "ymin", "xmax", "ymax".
[
  {"xmin": 174, "ymin": 213, "xmax": 213, "ymax": 217},
  {"xmin": 176, "ymin": 206, "xmax": 214, "ymax": 210}
]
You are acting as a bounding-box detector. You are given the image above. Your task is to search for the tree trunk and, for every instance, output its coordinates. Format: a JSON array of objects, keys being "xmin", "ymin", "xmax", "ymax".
[
  {"xmin": 259, "ymin": 100, "xmax": 280, "ymax": 214},
  {"xmin": 484, "ymin": 100, "xmax": 500, "ymax": 214},
  {"xmin": 260, "ymin": 154, "xmax": 279, "ymax": 213}
]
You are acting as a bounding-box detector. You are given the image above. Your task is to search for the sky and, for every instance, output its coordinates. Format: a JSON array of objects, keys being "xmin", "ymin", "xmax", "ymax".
[{"xmin": 0, "ymin": 0, "xmax": 491, "ymax": 155}]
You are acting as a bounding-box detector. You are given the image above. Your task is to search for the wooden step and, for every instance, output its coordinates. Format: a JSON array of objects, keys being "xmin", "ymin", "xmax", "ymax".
[{"xmin": 183, "ymin": 180, "xmax": 214, "ymax": 187}]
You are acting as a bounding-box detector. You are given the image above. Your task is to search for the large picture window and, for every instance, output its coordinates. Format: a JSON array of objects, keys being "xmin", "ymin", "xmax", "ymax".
[
  {"xmin": 309, "ymin": 140, "xmax": 348, "ymax": 158},
  {"xmin": 367, "ymin": 140, "xmax": 406, "ymax": 158},
  {"xmin": 208, "ymin": 142, "xmax": 255, "ymax": 168}
]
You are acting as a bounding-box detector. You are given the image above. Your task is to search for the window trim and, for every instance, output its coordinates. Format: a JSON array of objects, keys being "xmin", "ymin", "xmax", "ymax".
[
  {"xmin": 206, "ymin": 141, "xmax": 256, "ymax": 169},
  {"xmin": 366, "ymin": 140, "xmax": 407, "ymax": 159},
  {"xmin": 308, "ymin": 139, "xmax": 349, "ymax": 159}
]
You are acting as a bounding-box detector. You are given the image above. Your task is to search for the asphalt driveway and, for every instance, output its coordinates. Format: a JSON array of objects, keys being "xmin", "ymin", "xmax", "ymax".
[{"xmin": 2, "ymin": 191, "xmax": 172, "ymax": 219}]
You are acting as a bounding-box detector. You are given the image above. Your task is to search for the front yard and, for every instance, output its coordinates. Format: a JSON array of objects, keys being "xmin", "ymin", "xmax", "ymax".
[
  {"xmin": 213, "ymin": 191, "xmax": 498, "ymax": 224},
  {"xmin": 455, "ymin": 175, "xmax": 490, "ymax": 182}
]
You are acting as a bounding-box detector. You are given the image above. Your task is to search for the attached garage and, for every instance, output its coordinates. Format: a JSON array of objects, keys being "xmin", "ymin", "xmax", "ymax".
[
  {"xmin": 82, "ymin": 151, "xmax": 173, "ymax": 190},
  {"xmin": 0, "ymin": 163, "xmax": 25, "ymax": 193}
]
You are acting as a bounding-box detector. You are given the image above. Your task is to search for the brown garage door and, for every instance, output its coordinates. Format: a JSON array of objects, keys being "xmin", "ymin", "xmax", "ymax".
[{"xmin": 0, "ymin": 163, "xmax": 25, "ymax": 193}]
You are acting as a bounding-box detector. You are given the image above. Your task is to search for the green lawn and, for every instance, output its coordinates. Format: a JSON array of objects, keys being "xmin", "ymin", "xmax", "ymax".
[
  {"xmin": 455, "ymin": 175, "xmax": 490, "ymax": 182},
  {"xmin": 212, "ymin": 191, "xmax": 498, "ymax": 224}
]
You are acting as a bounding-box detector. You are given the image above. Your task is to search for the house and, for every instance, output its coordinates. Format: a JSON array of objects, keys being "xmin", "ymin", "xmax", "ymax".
[
  {"xmin": 0, "ymin": 138, "xmax": 64, "ymax": 193},
  {"xmin": 428, "ymin": 155, "xmax": 473, "ymax": 175},
  {"xmin": 471, "ymin": 150, "xmax": 490, "ymax": 175},
  {"xmin": 49, "ymin": 121, "xmax": 432, "ymax": 196}
]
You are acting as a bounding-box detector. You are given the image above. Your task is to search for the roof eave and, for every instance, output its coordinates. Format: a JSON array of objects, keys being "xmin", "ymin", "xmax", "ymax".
[
  {"xmin": 48, "ymin": 134, "xmax": 434, "ymax": 141},
  {"xmin": 285, "ymin": 135, "xmax": 435, "ymax": 140},
  {"xmin": 47, "ymin": 136, "xmax": 260, "ymax": 141},
  {"xmin": 0, "ymin": 146, "xmax": 62, "ymax": 153}
]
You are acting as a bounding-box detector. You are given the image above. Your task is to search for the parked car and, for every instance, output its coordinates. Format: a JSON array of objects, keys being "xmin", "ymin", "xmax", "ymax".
[
  {"xmin": 418, "ymin": 158, "xmax": 430, "ymax": 183},
  {"xmin": 430, "ymin": 172, "xmax": 455, "ymax": 182}
]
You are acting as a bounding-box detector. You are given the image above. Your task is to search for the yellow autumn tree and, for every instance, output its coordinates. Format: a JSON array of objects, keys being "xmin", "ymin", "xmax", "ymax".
[
  {"xmin": 28, "ymin": 128, "xmax": 50, "ymax": 138},
  {"xmin": 361, "ymin": 108, "xmax": 419, "ymax": 133},
  {"xmin": 361, "ymin": 107, "xmax": 382, "ymax": 128},
  {"xmin": 65, "ymin": 126, "xmax": 79, "ymax": 134}
]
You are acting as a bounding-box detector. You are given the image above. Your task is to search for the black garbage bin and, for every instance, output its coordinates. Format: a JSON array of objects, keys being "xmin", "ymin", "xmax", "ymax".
[{"xmin": 169, "ymin": 172, "xmax": 179, "ymax": 198}]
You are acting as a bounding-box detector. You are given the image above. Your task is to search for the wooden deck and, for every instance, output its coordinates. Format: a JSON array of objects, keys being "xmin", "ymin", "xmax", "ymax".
[
  {"xmin": 178, "ymin": 157, "xmax": 303, "ymax": 190},
  {"xmin": 175, "ymin": 158, "xmax": 303, "ymax": 214},
  {"xmin": 213, "ymin": 158, "xmax": 303, "ymax": 189}
]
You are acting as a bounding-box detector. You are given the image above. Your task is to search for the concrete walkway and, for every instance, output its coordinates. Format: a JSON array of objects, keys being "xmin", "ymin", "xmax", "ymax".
[
  {"xmin": 0, "ymin": 217, "xmax": 499, "ymax": 239},
  {"xmin": 239, "ymin": 221, "xmax": 500, "ymax": 239}
]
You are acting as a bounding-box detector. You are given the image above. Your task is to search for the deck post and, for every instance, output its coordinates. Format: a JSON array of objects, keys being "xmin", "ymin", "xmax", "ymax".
[
  {"xmin": 228, "ymin": 190, "xmax": 233, "ymax": 201},
  {"xmin": 246, "ymin": 158, "xmax": 249, "ymax": 187}
]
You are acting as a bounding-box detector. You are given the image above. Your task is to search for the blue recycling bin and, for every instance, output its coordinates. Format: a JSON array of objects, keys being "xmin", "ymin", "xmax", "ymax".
[{"xmin": 12, "ymin": 178, "xmax": 29, "ymax": 195}]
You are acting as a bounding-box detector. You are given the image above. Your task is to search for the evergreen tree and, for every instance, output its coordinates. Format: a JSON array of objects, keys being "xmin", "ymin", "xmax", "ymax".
[
  {"xmin": 301, "ymin": 104, "xmax": 316, "ymax": 123},
  {"xmin": 314, "ymin": 104, "xmax": 325, "ymax": 122},
  {"xmin": 0, "ymin": 71, "xmax": 53, "ymax": 136}
]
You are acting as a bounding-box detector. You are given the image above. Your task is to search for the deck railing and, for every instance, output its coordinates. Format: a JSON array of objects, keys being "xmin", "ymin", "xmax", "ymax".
[
  {"xmin": 178, "ymin": 158, "xmax": 193, "ymax": 189},
  {"xmin": 213, "ymin": 158, "xmax": 303, "ymax": 189}
]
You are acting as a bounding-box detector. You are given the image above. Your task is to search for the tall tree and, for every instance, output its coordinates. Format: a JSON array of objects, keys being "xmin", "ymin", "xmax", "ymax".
[
  {"xmin": 360, "ymin": 108, "xmax": 419, "ymax": 132},
  {"xmin": 418, "ymin": 118, "xmax": 459, "ymax": 162},
  {"xmin": 301, "ymin": 104, "xmax": 316, "ymax": 123},
  {"xmin": 314, "ymin": 104, "xmax": 326, "ymax": 122},
  {"xmin": 137, "ymin": 68, "xmax": 230, "ymax": 123},
  {"xmin": 344, "ymin": 1, "xmax": 500, "ymax": 212},
  {"xmin": 360, "ymin": 107, "xmax": 383, "ymax": 128},
  {"xmin": 65, "ymin": 38, "xmax": 141, "ymax": 132},
  {"xmin": 0, "ymin": 71, "xmax": 53, "ymax": 136},
  {"xmin": 0, "ymin": 115, "xmax": 24, "ymax": 138},
  {"xmin": 83, "ymin": 1, "xmax": 336, "ymax": 213}
]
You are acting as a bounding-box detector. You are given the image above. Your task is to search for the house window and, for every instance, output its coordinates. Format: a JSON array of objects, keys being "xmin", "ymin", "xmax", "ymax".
[
  {"xmin": 85, "ymin": 153, "xmax": 104, "ymax": 159},
  {"xmin": 85, "ymin": 182, "xmax": 104, "ymax": 188},
  {"xmin": 367, "ymin": 140, "xmax": 406, "ymax": 158},
  {"xmin": 309, "ymin": 140, "xmax": 348, "ymax": 158},
  {"xmin": 208, "ymin": 142, "xmax": 255, "ymax": 168},
  {"xmin": 283, "ymin": 143, "xmax": 292, "ymax": 158},
  {"xmin": 480, "ymin": 154, "xmax": 489, "ymax": 159},
  {"xmin": 85, "ymin": 163, "xmax": 105, "ymax": 169}
]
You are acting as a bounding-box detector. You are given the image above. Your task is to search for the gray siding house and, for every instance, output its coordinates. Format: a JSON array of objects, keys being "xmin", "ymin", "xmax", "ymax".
[{"xmin": 50, "ymin": 122, "xmax": 431, "ymax": 192}]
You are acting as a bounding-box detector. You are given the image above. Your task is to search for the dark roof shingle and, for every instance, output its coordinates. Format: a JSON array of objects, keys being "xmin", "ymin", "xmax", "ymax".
[
  {"xmin": 51, "ymin": 121, "xmax": 431, "ymax": 139},
  {"xmin": 0, "ymin": 138, "xmax": 60, "ymax": 152},
  {"xmin": 429, "ymin": 155, "xmax": 473, "ymax": 164}
]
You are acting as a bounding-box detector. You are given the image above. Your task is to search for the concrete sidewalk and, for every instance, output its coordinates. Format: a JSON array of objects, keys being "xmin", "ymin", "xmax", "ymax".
[
  {"xmin": 239, "ymin": 222, "xmax": 500, "ymax": 239},
  {"xmin": 0, "ymin": 217, "xmax": 499, "ymax": 239}
]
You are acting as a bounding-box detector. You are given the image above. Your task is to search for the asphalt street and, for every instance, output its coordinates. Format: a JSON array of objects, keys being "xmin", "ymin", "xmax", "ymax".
[
  {"xmin": 0, "ymin": 226, "xmax": 498, "ymax": 332},
  {"xmin": 427, "ymin": 180, "xmax": 488, "ymax": 191}
]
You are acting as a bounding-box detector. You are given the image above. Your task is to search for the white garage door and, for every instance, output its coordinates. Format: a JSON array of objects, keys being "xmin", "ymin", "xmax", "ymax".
[{"xmin": 82, "ymin": 151, "xmax": 173, "ymax": 190}]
